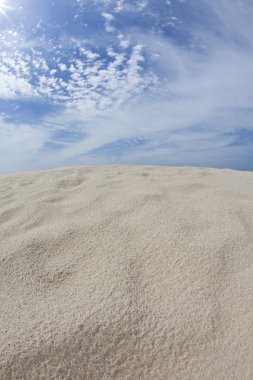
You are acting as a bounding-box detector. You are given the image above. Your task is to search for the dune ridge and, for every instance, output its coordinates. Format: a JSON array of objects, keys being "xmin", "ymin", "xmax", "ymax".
[{"xmin": 0, "ymin": 165, "xmax": 253, "ymax": 379}]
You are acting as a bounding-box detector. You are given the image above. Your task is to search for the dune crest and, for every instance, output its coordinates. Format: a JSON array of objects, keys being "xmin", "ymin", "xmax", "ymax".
[{"xmin": 0, "ymin": 166, "xmax": 253, "ymax": 379}]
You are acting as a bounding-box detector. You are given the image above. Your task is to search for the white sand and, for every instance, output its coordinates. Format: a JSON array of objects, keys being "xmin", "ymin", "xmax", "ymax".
[{"xmin": 0, "ymin": 165, "xmax": 253, "ymax": 379}]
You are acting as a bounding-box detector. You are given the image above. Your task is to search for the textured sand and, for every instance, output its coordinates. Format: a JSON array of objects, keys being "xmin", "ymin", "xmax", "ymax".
[{"xmin": 0, "ymin": 165, "xmax": 253, "ymax": 380}]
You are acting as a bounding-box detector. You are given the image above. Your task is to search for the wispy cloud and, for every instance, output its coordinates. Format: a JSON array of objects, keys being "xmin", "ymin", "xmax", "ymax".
[{"xmin": 0, "ymin": 116, "xmax": 49, "ymax": 173}]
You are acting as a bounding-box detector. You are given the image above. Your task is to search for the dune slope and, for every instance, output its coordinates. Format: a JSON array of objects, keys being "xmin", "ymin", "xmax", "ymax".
[{"xmin": 0, "ymin": 165, "xmax": 253, "ymax": 379}]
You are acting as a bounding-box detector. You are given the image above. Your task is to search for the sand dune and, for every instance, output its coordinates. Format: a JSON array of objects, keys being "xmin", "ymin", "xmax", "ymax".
[{"xmin": 0, "ymin": 165, "xmax": 253, "ymax": 379}]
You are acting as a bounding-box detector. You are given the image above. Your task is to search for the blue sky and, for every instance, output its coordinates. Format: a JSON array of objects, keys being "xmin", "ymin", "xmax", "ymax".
[{"xmin": 0, "ymin": 0, "xmax": 253, "ymax": 173}]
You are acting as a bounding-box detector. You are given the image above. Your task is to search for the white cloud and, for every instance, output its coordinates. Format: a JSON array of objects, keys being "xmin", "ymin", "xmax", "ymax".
[
  {"xmin": 138, "ymin": 0, "xmax": 148, "ymax": 10},
  {"xmin": 114, "ymin": 0, "xmax": 124, "ymax": 12},
  {"xmin": 0, "ymin": 117, "xmax": 49, "ymax": 173},
  {"xmin": 58, "ymin": 63, "xmax": 67, "ymax": 71},
  {"xmin": 0, "ymin": 73, "xmax": 37, "ymax": 99},
  {"xmin": 118, "ymin": 33, "xmax": 131, "ymax": 49},
  {"xmin": 119, "ymin": 39, "xmax": 130, "ymax": 49},
  {"xmin": 79, "ymin": 48, "xmax": 100, "ymax": 60},
  {"xmin": 102, "ymin": 12, "xmax": 115, "ymax": 32}
]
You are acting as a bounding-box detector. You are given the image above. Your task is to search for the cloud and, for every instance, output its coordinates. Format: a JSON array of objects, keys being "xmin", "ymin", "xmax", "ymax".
[
  {"xmin": 58, "ymin": 63, "xmax": 67, "ymax": 71},
  {"xmin": 102, "ymin": 12, "xmax": 115, "ymax": 32},
  {"xmin": 0, "ymin": 73, "xmax": 36, "ymax": 99},
  {"xmin": 0, "ymin": 0, "xmax": 253, "ymax": 173},
  {"xmin": 0, "ymin": 116, "xmax": 49, "ymax": 173},
  {"xmin": 47, "ymin": 1, "xmax": 252, "ymax": 167}
]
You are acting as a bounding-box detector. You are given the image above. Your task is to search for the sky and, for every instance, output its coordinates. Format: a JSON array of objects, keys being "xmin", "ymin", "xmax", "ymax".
[{"xmin": 0, "ymin": 0, "xmax": 253, "ymax": 174}]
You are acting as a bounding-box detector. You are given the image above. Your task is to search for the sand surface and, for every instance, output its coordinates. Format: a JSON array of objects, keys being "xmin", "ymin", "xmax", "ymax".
[{"xmin": 0, "ymin": 165, "xmax": 253, "ymax": 380}]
